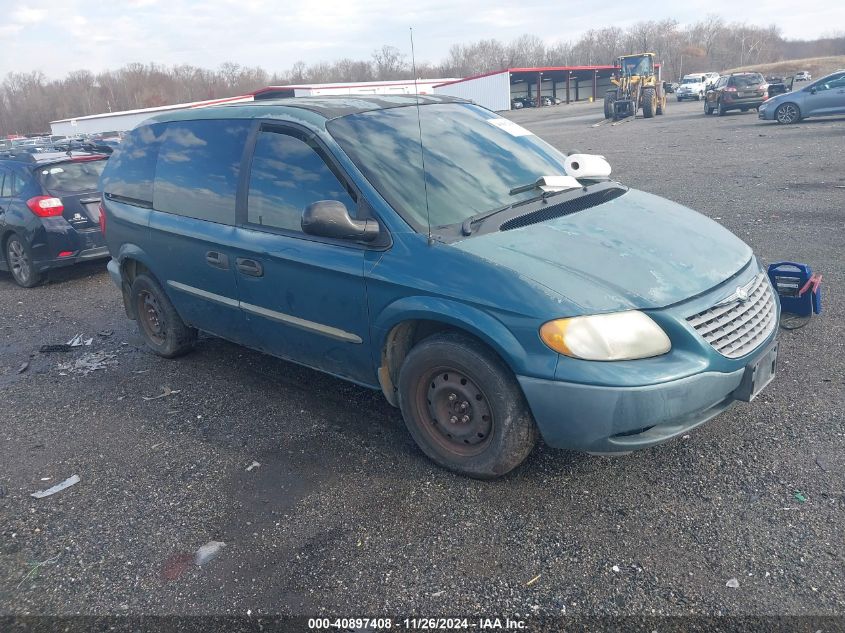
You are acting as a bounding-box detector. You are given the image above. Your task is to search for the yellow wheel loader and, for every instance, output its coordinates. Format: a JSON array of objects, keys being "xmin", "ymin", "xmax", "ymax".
[{"xmin": 604, "ymin": 53, "xmax": 667, "ymax": 120}]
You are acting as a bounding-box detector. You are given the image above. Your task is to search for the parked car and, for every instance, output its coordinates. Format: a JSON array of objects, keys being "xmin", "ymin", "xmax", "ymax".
[
  {"xmin": 512, "ymin": 97, "xmax": 537, "ymax": 108},
  {"xmin": 676, "ymin": 74, "xmax": 707, "ymax": 100},
  {"xmin": 704, "ymin": 72, "xmax": 768, "ymax": 115},
  {"xmin": 759, "ymin": 69, "xmax": 845, "ymax": 124},
  {"xmin": 663, "ymin": 81, "xmax": 677, "ymax": 94},
  {"xmin": 794, "ymin": 71, "xmax": 812, "ymax": 82},
  {"xmin": 511, "ymin": 99, "xmax": 524, "ymax": 109},
  {"xmin": 0, "ymin": 151, "xmax": 109, "ymax": 287},
  {"xmin": 100, "ymin": 95, "xmax": 780, "ymax": 478}
]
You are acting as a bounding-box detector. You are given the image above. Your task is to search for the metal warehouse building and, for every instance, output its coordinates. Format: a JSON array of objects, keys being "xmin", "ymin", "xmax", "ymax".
[
  {"xmin": 252, "ymin": 78, "xmax": 457, "ymax": 100},
  {"xmin": 50, "ymin": 79, "xmax": 458, "ymax": 135},
  {"xmin": 433, "ymin": 66, "xmax": 620, "ymax": 111},
  {"xmin": 49, "ymin": 94, "xmax": 254, "ymax": 136}
]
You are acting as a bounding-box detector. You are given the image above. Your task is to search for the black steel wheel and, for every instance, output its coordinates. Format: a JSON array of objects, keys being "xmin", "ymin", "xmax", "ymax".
[
  {"xmin": 5, "ymin": 234, "xmax": 41, "ymax": 288},
  {"xmin": 775, "ymin": 102, "xmax": 800, "ymax": 124},
  {"xmin": 131, "ymin": 274, "xmax": 196, "ymax": 358},
  {"xmin": 398, "ymin": 331, "xmax": 538, "ymax": 478}
]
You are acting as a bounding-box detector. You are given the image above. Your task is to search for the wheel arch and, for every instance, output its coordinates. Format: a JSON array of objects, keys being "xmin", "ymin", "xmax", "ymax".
[
  {"xmin": 373, "ymin": 298, "xmax": 531, "ymax": 407},
  {"xmin": 775, "ymin": 100, "xmax": 802, "ymax": 120}
]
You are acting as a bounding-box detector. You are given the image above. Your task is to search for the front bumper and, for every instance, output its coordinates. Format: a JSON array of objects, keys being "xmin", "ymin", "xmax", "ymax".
[{"xmin": 518, "ymin": 368, "xmax": 747, "ymax": 453}]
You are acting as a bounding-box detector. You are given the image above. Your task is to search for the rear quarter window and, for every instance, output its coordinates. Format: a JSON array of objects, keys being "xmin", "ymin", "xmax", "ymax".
[
  {"xmin": 100, "ymin": 123, "xmax": 165, "ymax": 206},
  {"xmin": 153, "ymin": 119, "xmax": 250, "ymax": 225}
]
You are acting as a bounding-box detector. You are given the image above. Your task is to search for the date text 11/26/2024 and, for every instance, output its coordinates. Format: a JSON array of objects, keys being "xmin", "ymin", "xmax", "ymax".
[{"xmin": 307, "ymin": 617, "xmax": 531, "ymax": 630}]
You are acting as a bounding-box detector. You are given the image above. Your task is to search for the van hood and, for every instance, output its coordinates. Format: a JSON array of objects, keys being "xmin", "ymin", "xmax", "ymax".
[{"xmin": 452, "ymin": 188, "xmax": 752, "ymax": 314}]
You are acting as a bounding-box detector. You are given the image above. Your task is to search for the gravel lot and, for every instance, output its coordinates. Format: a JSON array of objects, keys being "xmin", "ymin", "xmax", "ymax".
[{"xmin": 1, "ymin": 99, "xmax": 843, "ymax": 627}]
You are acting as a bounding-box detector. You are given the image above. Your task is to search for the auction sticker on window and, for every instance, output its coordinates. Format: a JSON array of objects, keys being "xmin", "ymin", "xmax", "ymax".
[{"xmin": 487, "ymin": 118, "xmax": 533, "ymax": 137}]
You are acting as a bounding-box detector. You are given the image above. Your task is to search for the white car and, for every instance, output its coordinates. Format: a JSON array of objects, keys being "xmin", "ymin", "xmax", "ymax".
[
  {"xmin": 676, "ymin": 74, "xmax": 707, "ymax": 101},
  {"xmin": 795, "ymin": 71, "xmax": 812, "ymax": 81}
]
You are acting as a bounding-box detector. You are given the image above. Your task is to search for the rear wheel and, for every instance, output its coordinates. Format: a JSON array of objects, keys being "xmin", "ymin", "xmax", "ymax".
[
  {"xmin": 717, "ymin": 99, "xmax": 727, "ymax": 116},
  {"xmin": 656, "ymin": 94, "xmax": 665, "ymax": 115},
  {"xmin": 5, "ymin": 234, "xmax": 41, "ymax": 288},
  {"xmin": 704, "ymin": 100, "xmax": 714, "ymax": 115},
  {"xmin": 642, "ymin": 87, "xmax": 656, "ymax": 118},
  {"xmin": 131, "ymin": 274, "xmax": 196, "ymax": 358},
  {"xmin": 398, "ymin": 332, "xmax": 538, "ymax": 479},
  {"xmin": 775, "ymin": 103, "xmax": 800, "ymax": 124}
]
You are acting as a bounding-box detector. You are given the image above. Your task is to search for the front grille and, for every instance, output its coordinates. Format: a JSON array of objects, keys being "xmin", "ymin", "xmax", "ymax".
[
  {"xmin": 686, "ymin": 273, "xmax": 777, "ymax": 359},
  {"xmin": 499, "ymin": 187, "xmax": 626, "ymax": 231}
]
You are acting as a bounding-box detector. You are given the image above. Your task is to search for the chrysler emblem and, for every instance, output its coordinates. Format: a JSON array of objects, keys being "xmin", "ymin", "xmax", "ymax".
[{"xmin": 713, "ymin": 273, "xmax": 761, "ymax": 307}]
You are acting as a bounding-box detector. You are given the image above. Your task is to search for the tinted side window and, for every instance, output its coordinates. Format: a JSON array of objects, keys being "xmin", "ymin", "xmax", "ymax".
[
  {"xmin": 246, "ymin": 130, "xmax": 356, "ymax": 232},
  {"xmin": 99, "ymin": 123, "xmax": 165, "ymax": 206},
  {"xmin": 0, "ymin": 170, "xmax": 7, "ymax": 197},
  {"xmin": 154, "ymin": 119, "xmax": 250, "ymax": 225}
]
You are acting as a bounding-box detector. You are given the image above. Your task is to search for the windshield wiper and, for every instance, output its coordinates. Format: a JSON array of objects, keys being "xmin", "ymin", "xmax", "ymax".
[
  {"xmin": 461, "ymin": 202, "xmax": 513, "ymax": 236},
  {"xmin": 460, "ymin": 176, "xmax": 586, "ymax": 237}
]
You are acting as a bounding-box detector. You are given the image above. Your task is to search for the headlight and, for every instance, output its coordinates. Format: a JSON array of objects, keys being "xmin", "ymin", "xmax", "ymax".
[{"xmin": 539, "ymin": 311, "xmax": 671, "ymax": 361}]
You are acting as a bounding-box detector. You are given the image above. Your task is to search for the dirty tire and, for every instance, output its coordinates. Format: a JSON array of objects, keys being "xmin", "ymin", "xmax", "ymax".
[
  {"xmin": 642, "ymin": 87, "xmax": 656, "ymax": 118},
  {"xmin": 717, "ymin": 99, "xmax": 727, "ymax": 116},
  {"xmin": 656, "ymin": 96, "xmax": 665, "ymax": 115},
  {"xmin": 604, "ymin": 92, "xmax": 615, "ymax": 119},
  {"xmin": 398, "ymin": 331, "xmax": 538, "ymax": 479},
  {"xmin": 131, "ymin": 273, "xmax": 196, "ymax": 358},
  {"xmin": 5, "ymin": 234, "xmax": 41, "ymax": 288},
  {"xmin": 775, "ymin": 102, "xmax": 800, "ymax": 124}
]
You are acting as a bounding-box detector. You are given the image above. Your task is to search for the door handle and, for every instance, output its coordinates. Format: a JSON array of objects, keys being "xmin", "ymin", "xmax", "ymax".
[
  {"xmin": 206, "ymin": 251, "xmax": 229, "ymax": 270},
  {"xmin": 236, "ymin": 257, "xmax": 264, "ymax": 277}
]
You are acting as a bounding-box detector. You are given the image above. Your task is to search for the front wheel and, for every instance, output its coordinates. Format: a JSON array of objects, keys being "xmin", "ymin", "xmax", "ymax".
[
  {"xmin": 775, "ymin": 103, "xmax": 800, "ymax": 124},
  {"xmin": 131, "ymin": 274, "xmax": 197, "ymax": 358},
  {"xmin": 5, "ymin": 234, "xmax": 41, "ymax": 288},
  {"xmin": 604, "ymin": 93, "xmax": 615, "ymax": 119},
  {"xmin": 398, "ymin": 332, "xmax": 538, "ymax": 479},
  {"xmin": 642, "ymin": 87, "xmax": 656, "ymax": 118}
]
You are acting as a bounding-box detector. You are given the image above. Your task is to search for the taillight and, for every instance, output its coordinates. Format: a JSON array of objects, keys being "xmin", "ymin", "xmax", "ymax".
[
  {"xmin": 99, "ymin": 202, "xmax": 106, "ymax": 235},
  {"xmin": 724, "ymin": 86, "xmax": 737, "ymax": 93},
  {"xmin": 27, "ymin": 196, "xmax": 64, "ymax": 217}
]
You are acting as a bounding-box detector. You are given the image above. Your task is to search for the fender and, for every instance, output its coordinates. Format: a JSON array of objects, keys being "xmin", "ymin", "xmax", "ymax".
[{"xmin": 372, "ymin": 295, "xmax": 535, "ymax": 377}]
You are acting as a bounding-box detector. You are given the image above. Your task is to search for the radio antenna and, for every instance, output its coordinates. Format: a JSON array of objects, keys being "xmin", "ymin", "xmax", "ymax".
[{"xmin": 410, "ymin": 27, "xmax": 433, "ymax": 245}]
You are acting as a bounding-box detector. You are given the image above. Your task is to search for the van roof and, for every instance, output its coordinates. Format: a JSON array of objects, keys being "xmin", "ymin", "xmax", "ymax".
[{"xmin": 144, "ymin": 94, "xmax": 469, "ymax": 125}]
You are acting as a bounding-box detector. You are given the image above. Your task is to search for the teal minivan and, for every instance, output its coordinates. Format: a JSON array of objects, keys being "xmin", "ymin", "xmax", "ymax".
[{"xmin": 99, "ymin": 95, "xmax": 779, "ymax": 478}]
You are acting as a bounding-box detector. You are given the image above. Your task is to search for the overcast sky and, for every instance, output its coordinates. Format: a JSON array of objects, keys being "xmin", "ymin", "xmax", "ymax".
[{"xmin": 0, "ymin": 0, "xmax": 841, "ymax": 78}]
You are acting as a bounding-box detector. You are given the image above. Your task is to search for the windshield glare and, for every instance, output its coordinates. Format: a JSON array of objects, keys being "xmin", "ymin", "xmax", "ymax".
[{"xmin": 327, "ymin": 103, "xmax": 573, "ymax": 231}]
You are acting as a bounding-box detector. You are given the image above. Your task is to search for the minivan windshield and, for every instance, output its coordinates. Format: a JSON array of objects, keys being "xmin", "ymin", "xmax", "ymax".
[
  {"xmin": 327, "ymin": 103, "xmax": 575, "ymax": 231},
  {"xmin": 682, "ymin": 77, "xmax": 703, "ymax": 84}
]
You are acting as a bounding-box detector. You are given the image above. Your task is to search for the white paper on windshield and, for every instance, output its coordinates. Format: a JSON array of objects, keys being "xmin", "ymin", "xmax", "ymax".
[
  {"xmin": 539, "ymin": 175, "xmax": 581, "ymax": 191},
  {"xmin": 487, "ymin": 118, "xmax": 534, "ymax": 137}
]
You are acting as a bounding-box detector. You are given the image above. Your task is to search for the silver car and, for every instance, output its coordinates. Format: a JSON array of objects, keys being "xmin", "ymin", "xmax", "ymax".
[{"xmin": 759, "ymin": 70, "xmax": 845, "ymax": 124}]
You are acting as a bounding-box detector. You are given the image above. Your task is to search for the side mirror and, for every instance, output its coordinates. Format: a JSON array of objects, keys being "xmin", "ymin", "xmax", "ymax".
[{"xmin": 301, "ymin": 200, "xmax": 379, "ymax": 242}]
